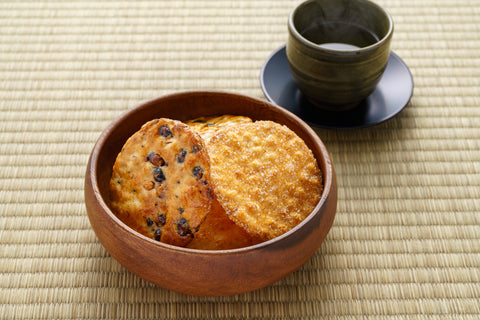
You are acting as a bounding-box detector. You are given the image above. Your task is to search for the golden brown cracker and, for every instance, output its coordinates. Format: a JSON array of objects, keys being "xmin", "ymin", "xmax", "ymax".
[
  {"xmin": 109, "ymin": 118, "xmax": 213, "ymax": 247},
  {"xmin": 187, "ymin": 197, "xmax": 262, "ymax": 250},
  {"xmin": 207, "ymin": 120, "xmax": 323, "ymax": 240},
  {"xmin": 186, "ymin": 115, "xmax": 252, "ymax": 142}
]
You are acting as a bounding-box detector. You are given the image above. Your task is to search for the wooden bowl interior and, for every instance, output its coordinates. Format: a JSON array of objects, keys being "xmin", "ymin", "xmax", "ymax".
[{"xmin": 87, "ymin": 91, "xmax": 337, "ymax": 296}]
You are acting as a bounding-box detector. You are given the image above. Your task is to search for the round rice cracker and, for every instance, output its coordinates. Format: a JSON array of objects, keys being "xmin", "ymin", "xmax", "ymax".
[
  {"xmin": 207, "ymin": 120, "xmax": 323, "ymax": 241},
  {"xmin": 186, "ymin": 115, "xmax": 252, "ymax": 142},
  {"xmin": 109, "ymin": 118, "xmax": 214, "ymax": 247},
  {"xmin": 186, "ymin": 196, "xmax": 262, "ymax": 250}
]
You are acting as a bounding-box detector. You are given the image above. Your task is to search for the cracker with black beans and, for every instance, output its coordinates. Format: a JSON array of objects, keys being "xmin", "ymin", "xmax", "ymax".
[{"xmin": 109, "ymin": 118, "xmax": 213, "ymax": 247}]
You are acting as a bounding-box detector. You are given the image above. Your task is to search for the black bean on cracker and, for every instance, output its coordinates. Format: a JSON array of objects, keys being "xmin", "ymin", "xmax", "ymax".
[{"xmin": 109, "ymin": 118, "xmax": 213, "ymax": 247}]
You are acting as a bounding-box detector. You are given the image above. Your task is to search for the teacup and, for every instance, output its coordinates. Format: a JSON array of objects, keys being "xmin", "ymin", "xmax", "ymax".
[{"xmin": 286, "ymin": 0, "xmax": 394, "ymax": 110}]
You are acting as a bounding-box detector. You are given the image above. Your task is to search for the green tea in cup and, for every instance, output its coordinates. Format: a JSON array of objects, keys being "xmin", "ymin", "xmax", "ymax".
[{"xmin": 287, "ymin": 0, "xmax": 394, "ymax": 110}]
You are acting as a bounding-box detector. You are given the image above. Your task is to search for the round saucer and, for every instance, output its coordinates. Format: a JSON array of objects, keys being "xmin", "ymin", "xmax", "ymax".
[{"xmin": 260, "ymin": 45, "xmax": 414, "ymax": 129}]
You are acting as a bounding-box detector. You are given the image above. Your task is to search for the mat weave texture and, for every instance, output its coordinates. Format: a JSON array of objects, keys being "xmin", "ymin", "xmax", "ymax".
[{"xmin": 1, "ymin": 0, "xmax": 479, "ymax": 319}]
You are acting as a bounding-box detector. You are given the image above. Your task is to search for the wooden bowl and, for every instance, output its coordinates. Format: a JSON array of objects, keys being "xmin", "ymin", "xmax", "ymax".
[{"xmin": 84, "ymin": 91, "xmax": 337, "ymax": 296}]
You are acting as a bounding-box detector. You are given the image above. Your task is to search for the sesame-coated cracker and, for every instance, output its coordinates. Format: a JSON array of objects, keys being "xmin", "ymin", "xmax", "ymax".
[{"xmin": 207, "ymin": 120, "xmax": 323, "ymax": 240}]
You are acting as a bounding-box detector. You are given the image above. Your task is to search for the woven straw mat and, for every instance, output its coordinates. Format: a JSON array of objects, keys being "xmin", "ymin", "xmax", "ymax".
[{"xmin": 1, "ymin": 0, "xmax": 479, "ymax": 319}]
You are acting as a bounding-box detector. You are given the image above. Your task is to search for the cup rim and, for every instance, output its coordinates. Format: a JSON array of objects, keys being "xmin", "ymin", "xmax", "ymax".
[{"xmin": 288, "ymin": 0, "xmax": 394, "ymax": 54}]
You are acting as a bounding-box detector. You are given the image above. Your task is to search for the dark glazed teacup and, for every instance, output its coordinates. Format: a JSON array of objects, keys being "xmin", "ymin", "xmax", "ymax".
[{"xmin": 286, "ymin": 0, "xmax": 394, "ymax": 110}]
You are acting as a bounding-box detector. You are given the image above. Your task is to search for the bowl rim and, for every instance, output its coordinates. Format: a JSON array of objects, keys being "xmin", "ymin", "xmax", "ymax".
[{"xmin": 87, "ymin": 90, "xmax": 334, "ymax": 255}]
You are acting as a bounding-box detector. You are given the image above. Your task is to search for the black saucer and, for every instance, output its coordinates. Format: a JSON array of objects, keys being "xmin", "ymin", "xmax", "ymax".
[{"xmin": 260, "ymin": 45, "xmax": 414, "ymax": 129}]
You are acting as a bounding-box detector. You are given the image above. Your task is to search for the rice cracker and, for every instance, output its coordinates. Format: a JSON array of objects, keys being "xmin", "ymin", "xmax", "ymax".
[
  {"xmin": 186, "ymin": 115, "xmax": 252, "ymax": 142},
  {"xmin": 207, "ymin": 120, "xmax": 323, "ymax": 240},
  {"xmin": 186, "ymin": 196, "xmax": 262, "ymax": 250},
  {"xmin": 109, "ymin": 118, "xmax": 214, "ymax": 247}
]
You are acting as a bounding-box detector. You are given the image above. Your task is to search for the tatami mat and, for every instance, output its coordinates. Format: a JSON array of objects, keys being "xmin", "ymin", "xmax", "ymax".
[{"xmin": 1, "ymin": 0, "xmax": 479, "ymax": 319}]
